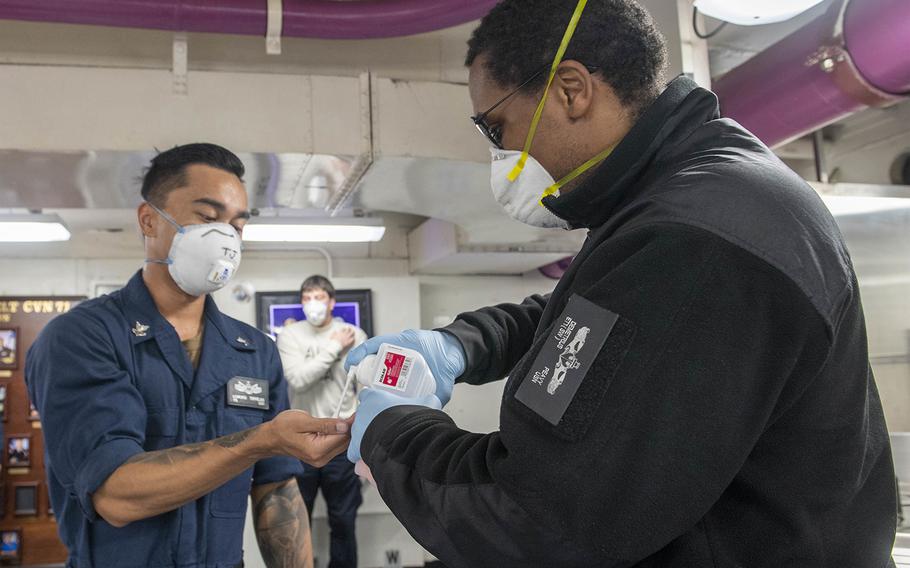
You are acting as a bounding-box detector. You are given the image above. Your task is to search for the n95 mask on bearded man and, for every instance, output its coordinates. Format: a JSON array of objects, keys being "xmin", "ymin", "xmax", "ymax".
[{"xmin": 490, "ymin": 147, "xmax": 570, "ymax": 230}]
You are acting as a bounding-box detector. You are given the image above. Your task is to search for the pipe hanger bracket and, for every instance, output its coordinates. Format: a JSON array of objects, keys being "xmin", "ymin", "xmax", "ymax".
[
  {"xmin": 172, "ymin": 32, "xmax": 188, "ymax": 95},
  {"xmin": 804, "ymin": 0, "xmax": 903, "ymax": 109},
  {"xmin": 266, "ymin": 0, "xmax": 283, "ymax": 55}
]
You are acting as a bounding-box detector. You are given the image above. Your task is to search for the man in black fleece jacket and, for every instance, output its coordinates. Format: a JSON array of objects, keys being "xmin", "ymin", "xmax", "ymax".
[{"xmin": 345, "ymin": 1, "xmax": 898, "ymax": 566}]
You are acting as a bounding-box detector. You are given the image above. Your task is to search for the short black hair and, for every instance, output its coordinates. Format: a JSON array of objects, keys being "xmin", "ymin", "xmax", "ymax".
[
  {"xmin": 140, "ymin": 143, "xmax": 245, "ymax": 207},
  {"xmin": 300, "ymin": 275, "xmax": 336, "ymax": 299},
  {"xmin": 466, "ymin": 0, "xmax": 668, "ymax": 116}
]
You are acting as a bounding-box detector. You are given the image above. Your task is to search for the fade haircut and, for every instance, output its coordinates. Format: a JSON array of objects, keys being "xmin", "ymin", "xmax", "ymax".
[
  {"xmin": 140, "ymin": 143, "xmax": 245, "ymax": 207},
  {"xmin": 466, "ymin": 0, "xmax": 668, "ymax": 116}
]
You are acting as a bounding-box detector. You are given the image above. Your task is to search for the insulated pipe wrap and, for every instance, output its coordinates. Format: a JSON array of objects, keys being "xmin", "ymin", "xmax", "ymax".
[
  {"xmin": 842, "ymin": 0, "xmax": 910, "ymax": 94},
  {"xmin": 713, "ymin": 0, "xmax": 910, "ymax": 147},
  {"xmin": 0, "ymin": 0, "xmax": 498, "ymax": 39}
]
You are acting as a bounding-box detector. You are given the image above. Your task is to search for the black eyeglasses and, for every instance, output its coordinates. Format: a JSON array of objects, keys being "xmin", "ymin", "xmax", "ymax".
[
  {"xmin": 471, "ymin": 66, "xmax": 548, "ymax": 149},
  {"xmin": 470, "ymin": 63, "xmax": 599, "ymax": 149}
]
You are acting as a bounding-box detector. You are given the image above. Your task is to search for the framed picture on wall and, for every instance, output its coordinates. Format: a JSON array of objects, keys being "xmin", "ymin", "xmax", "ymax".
[
  {"xmin": 0, "ymin": 328, "xmax": 18, "ymax": 371},
  {"xmin": 6, "ymin": 436, "xmax": 30, "ymax": 468},
  {"xmin": 0, "ymin": 383, "xmax": 7, "ymax": 422},
  {"xmin": 255, "ymin": 289, "xmax": 374, "ymax": 339},
  {"xmin": 0, "ymin": 529, "xmax": 21, "ymax": 562},
  {"xmin": 13, "ymin": 483, "xmax": 37, "ymax": 517}
]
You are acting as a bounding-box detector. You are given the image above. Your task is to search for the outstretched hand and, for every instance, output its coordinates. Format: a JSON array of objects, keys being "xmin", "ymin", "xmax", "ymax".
[{"xmin": 267, "ymin": 410, "xmax": 353, "ymax": 467}]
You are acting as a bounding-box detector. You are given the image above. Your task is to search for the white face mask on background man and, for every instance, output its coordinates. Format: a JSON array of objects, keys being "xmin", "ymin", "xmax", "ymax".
[
  {"xmin": 303, "ymin": 300, "xmax": 330, "ymax": 327},
  {"xmin": 145, "ymin": 202, "xmax": 242, "ymax": 297}
]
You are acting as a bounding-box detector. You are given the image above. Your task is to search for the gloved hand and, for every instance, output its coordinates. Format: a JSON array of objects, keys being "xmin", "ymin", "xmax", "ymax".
[
  {"xmin": 347, "ymin": 387, "xmax": 441, "ymax": 463},
  {"xmin": 345, "ymin": 329, "xmax": 466, "ymax": 406}
]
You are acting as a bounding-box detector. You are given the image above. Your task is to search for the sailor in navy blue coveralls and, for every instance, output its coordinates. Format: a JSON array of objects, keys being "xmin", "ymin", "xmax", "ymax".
[
  {"xmin": 28, "ymin": 271, "xmax": 301, "ymax": 567},
  {"xmin": 24, "ymin": 145, "xmax": 352, "ymax": 568}
]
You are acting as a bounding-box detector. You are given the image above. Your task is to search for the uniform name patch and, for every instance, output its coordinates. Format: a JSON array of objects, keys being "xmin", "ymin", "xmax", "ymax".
[
  {"xmin": 515, "ymin": 295, "xmax": 618, "ymax": 425},
  {"xmin": 227, "ymin": 377, "xmax": 270, "ymax": 410}
]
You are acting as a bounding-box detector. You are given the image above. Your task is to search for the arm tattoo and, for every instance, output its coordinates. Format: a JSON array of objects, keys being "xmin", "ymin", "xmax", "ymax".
[
  {"xmin": 125, "ymin": 425, "xmax": 260, "ymax": 465},
  {"xmin": 253, "ymin": 479, "xmax": 313, "ymax": 568},
  {"xmin": 218, "ymin": 427, "xmax": 257, "ymax": 449}
]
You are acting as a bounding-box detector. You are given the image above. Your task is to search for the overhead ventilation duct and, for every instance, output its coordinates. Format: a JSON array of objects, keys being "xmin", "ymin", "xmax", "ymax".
[
  {"xmin": 408, "ymin": 219, "xmax": 582, "ymax": 276},
  {"xmin": 0, "ymin": 0, "xmax": 498, "ymax": 40},
  {"xmin": 713, "ymin": 0, "xmax": 910, "ymax": 148},
  {"xmin": 0, "ymin": 150, "xmax": 359, "ymax": 211},
  {"xmin": 358, "ymin": 157, "xmax": 586, "ymax": 275}
]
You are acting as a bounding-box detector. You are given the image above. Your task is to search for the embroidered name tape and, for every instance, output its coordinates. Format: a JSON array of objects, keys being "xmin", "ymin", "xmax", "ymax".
[
  {"xmin": 227, "ymin": 376, "xmax": 270, "ymax": 410},
  {"xmin": 515, "ymin": 294, "xmax": 618, "ymax": 425}
]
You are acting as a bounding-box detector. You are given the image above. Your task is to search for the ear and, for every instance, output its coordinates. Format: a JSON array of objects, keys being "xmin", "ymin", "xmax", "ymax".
[
  {"xmin": 328, "ymin": 298, "xmax": 337, "ymax": 312},
  {"xmin": 137, "ymin": 202, "xmax": 157, "ymax": 238},
  {"xmin": 554, "ymin": 60, "xmax": 596, "ymax": 120}
]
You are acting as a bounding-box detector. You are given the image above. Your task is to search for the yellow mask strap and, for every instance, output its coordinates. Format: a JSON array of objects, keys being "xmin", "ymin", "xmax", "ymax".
[
  {"xmin": 539, "ymin": 144, "xmax": 615, "ymax": 204},
  {"xmin": 507, "ymin": 0, "xmax": 589, "ymax": 183}
]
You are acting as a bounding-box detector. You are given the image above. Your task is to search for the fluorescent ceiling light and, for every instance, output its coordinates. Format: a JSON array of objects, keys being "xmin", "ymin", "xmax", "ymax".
[
  {"xmin": 243, "ymin": 219, "xmax": 385, "ymax": 243},
  {"xmin": 0, "ymin": 213, "xmax": 71, "ymax": 242},
  {"xmin": 821, "ymin": 196, "xmax": 910, "ymax": 217},
  {"xmin": 694, "ymin": 0, "xmax": 825, "ymax": 26}
]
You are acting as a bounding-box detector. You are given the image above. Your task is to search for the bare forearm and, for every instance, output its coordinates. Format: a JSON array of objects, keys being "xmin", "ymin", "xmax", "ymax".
[
  {"xmin": 93, "ymin": 424, "xmax": 273, "ymax": 526},
  {"xmin": 252, "ymin": 479, "xmax": 313, "ymax": 568}
]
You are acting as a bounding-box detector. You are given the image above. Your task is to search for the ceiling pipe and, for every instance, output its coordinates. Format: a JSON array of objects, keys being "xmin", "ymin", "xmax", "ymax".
[
  {"xmin": 539, "ymin": 256, "xmax": 574, "ymax": 280},
  {"xmin": 713, "ymin": 0, "xmax": 910, "ymax": 148},
  {"xmin": 0, "ymin": 0, "xmax": 498, "ymax": 40}
]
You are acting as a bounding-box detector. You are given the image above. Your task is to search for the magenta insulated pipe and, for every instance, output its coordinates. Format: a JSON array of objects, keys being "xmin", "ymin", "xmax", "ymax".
[
  {"xmin": 0, "ymin": 0, "xmax": 499, "ymax": 40},
  {"xmin": 713, "ymin": 0, "xmax": 910, "ymax": 147}
]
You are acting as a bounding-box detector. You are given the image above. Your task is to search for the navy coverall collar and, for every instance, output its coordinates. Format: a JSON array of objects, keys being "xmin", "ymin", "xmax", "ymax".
[{"xmin": 119, "ymin": 270, "xmax": 257, "ymax": 395}]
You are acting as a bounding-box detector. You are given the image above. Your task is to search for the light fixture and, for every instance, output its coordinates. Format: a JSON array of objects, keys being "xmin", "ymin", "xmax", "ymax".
[
  {"xmin": 821, "ymin": 196, "xmax": 910, "ymax": 217},
  {"xmin": 0, "ymin": 213, "xmax": 71, "ymax": 242},
  {"xmin": 694, "ymin": 0, "xmax": 825, "ymax": 26},
  {"xmin": 243, "ymin": 217, "xmax": 385, "ymax": 243}
]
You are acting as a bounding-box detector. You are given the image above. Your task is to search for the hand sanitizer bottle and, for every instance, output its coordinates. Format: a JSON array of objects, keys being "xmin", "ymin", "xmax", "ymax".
[{"xmin": 352, "ymin": 343, "xmax": 436, "ymax": 398}]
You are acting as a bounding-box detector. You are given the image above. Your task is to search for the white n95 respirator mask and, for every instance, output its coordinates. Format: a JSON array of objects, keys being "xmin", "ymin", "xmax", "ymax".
[
  {"xmin": 489, "ymin": 0, "xmax": 615, "ymax": 231},
  {"xmin": 491, "ymin": 147, "xmax": 570, "ymax": 230},
  {"xmin": 145, "ymin": 203, "xmax": 242, "ymax": 297},
  {"xmin": 303, "ymin": 301, "xmax": 330, "ymax": 326}
]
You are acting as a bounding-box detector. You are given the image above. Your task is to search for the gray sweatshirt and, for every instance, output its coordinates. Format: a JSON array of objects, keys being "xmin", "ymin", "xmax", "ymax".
[{"xmin": 277, "ymin": 317, "xmax": 367, "ymax": 419}]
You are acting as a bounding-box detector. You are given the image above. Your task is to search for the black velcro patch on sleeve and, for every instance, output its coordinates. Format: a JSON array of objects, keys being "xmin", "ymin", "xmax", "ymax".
[{"xmin": 515, "ymin": 294, "xmax": 618, "ymax": 426}]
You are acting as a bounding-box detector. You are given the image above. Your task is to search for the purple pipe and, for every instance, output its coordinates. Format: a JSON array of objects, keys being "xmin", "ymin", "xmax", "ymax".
[
  {"xmin": 844, "ymin": 0, "xmax": 910, "ymax": 94},
  {"xmin": 539, "ymin": 256, "xmax": 574, "ymax": 280},
  {"xmin": 713, "ymin": 0, "xmax": 910, "ymax": 148},
  {"xmin": 0, "ymin": 0, "xmax": 498, "ymax": 40}
]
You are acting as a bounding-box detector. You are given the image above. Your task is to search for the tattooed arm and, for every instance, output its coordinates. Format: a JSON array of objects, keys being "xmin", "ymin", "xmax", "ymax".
[
  {"xmin": 92, "ymin": 410, "xmax": 351, "ymax": 528},
  {"xmin": 252, "ymin": 479, "xmax": 313, "ymax": 568}
]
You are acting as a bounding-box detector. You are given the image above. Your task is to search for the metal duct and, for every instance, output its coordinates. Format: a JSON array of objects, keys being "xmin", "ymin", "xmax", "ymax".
[
  {"xmin": 713, "ymin": 0, "xmax": 910, "ymax": 147},
  {"xmin": 0, "ymin": 0, "xmax": 497, "ymax": 40}
]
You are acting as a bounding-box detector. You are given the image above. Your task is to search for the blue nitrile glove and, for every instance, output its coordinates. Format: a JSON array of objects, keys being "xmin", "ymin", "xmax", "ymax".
[
  {"xmin": 345, "ymin": 329, "xmax": 466, "ymax": 407},
  {"xmin": 347, "ymin": 388, "xmax": 442, "ymax": 463}
]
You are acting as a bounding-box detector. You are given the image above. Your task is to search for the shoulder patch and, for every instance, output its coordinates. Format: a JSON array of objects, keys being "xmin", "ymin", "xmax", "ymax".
[{"xmin": 515, "ymin": 294, "xmax": 618, "ymax": 425}]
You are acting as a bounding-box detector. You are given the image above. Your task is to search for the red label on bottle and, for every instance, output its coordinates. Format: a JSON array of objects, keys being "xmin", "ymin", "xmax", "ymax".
[{"xmin": 381, "ymin": 352, "xmax": 406, "ymax": 388}]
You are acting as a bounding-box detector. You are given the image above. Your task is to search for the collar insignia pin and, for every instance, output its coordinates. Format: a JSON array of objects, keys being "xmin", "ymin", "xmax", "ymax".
[
  {"xmin": 132, "ymin": 321, "xmax": 150, "ymax": 337},
  {"xmin": 237, "ymin": 337, "xmax": 249, "ymax": 346}
]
